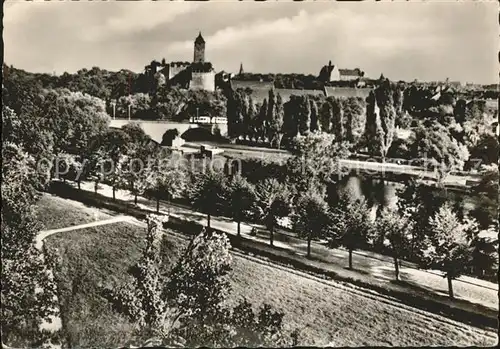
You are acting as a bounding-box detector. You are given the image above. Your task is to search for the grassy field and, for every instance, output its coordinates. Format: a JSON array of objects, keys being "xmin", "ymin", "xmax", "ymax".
[
  {"xmin": 36, "ymin": 194, "xmax": 114, "ymax": 230},
  {"xmin": 229, "ymin": 254, "xmax": 495, "ymax": 346},
  {"xmin": 260, "ymin": 229, "xmax": 498, "ymax": 311},
  {"xmin": 41, "ymin": 193, "xmax": 496, "ymax": 347}
]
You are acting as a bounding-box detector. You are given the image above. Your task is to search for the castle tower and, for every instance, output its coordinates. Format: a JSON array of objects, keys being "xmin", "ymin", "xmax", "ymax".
[
  {"xmin": 193, "ymin": 32, "xmax": 205, "ymax": 63},
  {"xmin": 239, "ymin": 63, "xmax": 244, "ymax": 75}
]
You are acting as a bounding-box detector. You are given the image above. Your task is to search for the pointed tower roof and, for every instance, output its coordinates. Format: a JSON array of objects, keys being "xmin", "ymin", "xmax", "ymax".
[
  {"xmin": 195, "ymin": 32, "xmax": 205, "ymax": 44},
  {"xmin": 239, "ymin": 62, "xmax": 244, "ymax": 75}
]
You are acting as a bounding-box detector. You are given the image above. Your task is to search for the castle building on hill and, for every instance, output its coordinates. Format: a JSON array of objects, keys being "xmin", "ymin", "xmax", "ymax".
[
  {"xmin": 145, "ymin": 32, "xmax": 215, "ymax": 92},
  {"xmin": 319, "ymin": 60, "xmax": 365, "ymax": 85},
  {"xmin": 194, "ymin": 33, "xmax": 205, "ymax": 63}
]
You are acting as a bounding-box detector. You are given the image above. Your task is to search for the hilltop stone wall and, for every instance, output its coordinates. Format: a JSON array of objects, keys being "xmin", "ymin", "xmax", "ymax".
[
  {"xmin": 190, "ymin": 71, "xmax": 215, "ymax": 92},
  {"xmin": 167, "ymin": 63, "xmax": 190, "ymax": 80}
]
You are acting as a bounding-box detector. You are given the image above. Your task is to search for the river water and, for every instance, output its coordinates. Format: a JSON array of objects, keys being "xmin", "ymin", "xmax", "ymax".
[{"xmin": 333, "ymin": 173, "xmax": 478, "ymax": 220}]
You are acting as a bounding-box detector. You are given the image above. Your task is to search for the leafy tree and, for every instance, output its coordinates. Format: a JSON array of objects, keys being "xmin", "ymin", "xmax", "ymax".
[
  {"xmin": 393, "ymin": 84, "xmax": 404, "ymax": 119},
  {"xmin": 364, "ymin": 90, "xmax": 378, "ymax": 149},
  {"xmin": 146, "ymin": 152, "xmax": 189, "ymax": 213},
  {"xmin": 329, "ymin": 191, "xmax": 372, "ymax": 269},
  {"xmin": 422, "ymin": 204, "xmax": 473, "ymax": 298},
  {"xmin": 152, "ymin": 86, "xmax": 188, "ymax": 120},
  {"xmin": 310, "ymin": 99, "xmax": 319, "ymax": 132},
  {"xmin": 329, "ymin": 97, "xmax": 344, "ymax": 142},
  {"xmin": 109, "ymin": 69, "xmax": 137, "ymax": 100},
  {"xmin": 67, "ymin": 155, "xmax": 88, "ymax": 190},
  {"xmin": 266, "ymin": 89, "xmax": 285, "ymax": 149},
  {"xmin": 254, "ymin": 179, "xmax": 291, "ymax": 246},
  {"xmin": 1, "ymin": 143, "xmax": 57, "ymax": 347},
  {"xmin": 282, "ymin": 97, "xmax": 300, "ymax": 142},
  {"xmin": 51, "ymin": 152, "xmax": 76, "ymax": 183},
  {"xmin": 41, "ymin": 89, "xmax": 110, "ymax": 157},
  {"xmin": 246, "ymin": 96, "xmax": 258, "ymax": 141},
  {"xmin": 396, "ymin": 180, "xmax": 446, "ymax": 261},
  {"xmin": 468, "ymin": 133, "xmax": 499, "ymax": 167},
  {"xmin": 297, "ymin": 95, "xmax": 311, "ymax": 135},
  {"xmin": 411, "ymin": 121, "xmax": 469, "ymax": 185},
  {"xmin": 58, "ymin": 67, "xmax": 112, "ymax": 100},
  {"xmin": 82, "ymin": 135, "xmax": 110, "ymax": 194},
  {"xmin": 122, "ymin": 131, "xmax": 158, "ymax": 205},
  {"xmin": 458, "ymin": 106, "xmax": 498, "ymax": 152},
  {"xmin": 365, "ymin": 80, "xmax": 398, "ymax": 160},
  {"xmin": 185, "ymin": 89, "xmax": 227, "ymax": 120},
  {"xmin": 469, "ymin": 165, "xmax": 499, "ymax": 229},
  {"xmin": 5, "ymin": 88, "xmax": 109, "ymax": 162},
  {"xmin": 454, "ymin": 98, "xmax": 467, "ymax": 124},
  {"xmin": 107, "ymin": 218, "xmax": 297, "ymax": 347},
  {"xmin": 121, "ymin": 122, "xmax": 150, "ymax": 145},
  {"xmin": 464, "ymin": 100, "xmax": 487, "ymax": 123},
  {"xmin": 467, "ymin": 225, "xmax": 498, "ymax": 281},
  {"xmin": 292, "ymin": 187, "xmax": 331, "ymax": 258},
  {"xmin": 226, "ymin": 89, "xmax": 246, "ymax": 139},
  {"xmin": 386, "ymin": 137, "xmax": 412, "ymax": 159},
  {"xmin": 373, "ymin": 207, "xmax": 413, "ymax": 280},
  {"xmin": 106, "ymin": 215, "xmax": 176, "ymax": 339},
  {"xmin": 95, "ymin": 128, "xmax": 131, "ymax": 200},
  {"xmin": 116, "ymin": 93, "xmax": 152, "ymax": 119},
  {"xmin": 343, "ymin": 97, "xmax": 366, "ymax": 145},
  {"xmin": 438, "ymin": 91, "xmax": 456, "ymax": 107},
  {"xmin": 239, "ymin": 92, "xmax": 254, "ymax": 140},
  {"xmin": 256, "ymin": 99, "xmax": 268, "ymax": 142},
  {"xmin": 188, "ymin": 171, "xmax": 227, "ymax": 228},
  {"xmin": 318, "ymin": 99, "xmax": 333, "ymax": 133},
  {"xmin": 402, "ymin": 84, "xmax": 434, "ymax": 116},
  {"xmin": 223, "ymin": 299, "xmax": 295, "ymax": 347},
  {"xmin": 171, "ymin": 229, "xmax": 297, "ymax": 347},
  {"xmin": 166, "ymin": 229, "xmax": 232, "ymax": 322},
  {"xmin": 226, "ymin": 174, "xmax": 256, "ymax": 237},
  {"xmin": 5, "ymin": 88, "xmax": 108, "ymax": 186},
  {"xmin": 2, "ymin": 105, "xmax": 55, "ymax": 163},
  {"xmin": 286, "ymin": 132, "xmax": 350, "ymax": 193},
  {"xmin": 3, "ymin": 64, "xmax": 45, "ymax": 115}
]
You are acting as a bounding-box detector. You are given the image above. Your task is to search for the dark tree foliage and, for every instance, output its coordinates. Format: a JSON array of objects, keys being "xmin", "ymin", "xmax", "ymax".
[
  {"xmin": 396, "ymin": 180, "xmax": 447, "ymax": 261},
  {"xmin": 187, "ymin": 171, "xmax": 227, "ymax": 228}
]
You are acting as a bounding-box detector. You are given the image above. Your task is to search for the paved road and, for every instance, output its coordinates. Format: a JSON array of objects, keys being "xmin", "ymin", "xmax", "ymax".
[{"xmin": 67, "ymin": 180, "xmax": 497, "ymax": 311}]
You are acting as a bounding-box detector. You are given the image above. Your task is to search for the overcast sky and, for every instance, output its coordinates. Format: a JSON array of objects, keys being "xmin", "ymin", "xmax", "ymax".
[{"xmin": 4, "ymin": 0, "xmax": 498, "ymax": 84}]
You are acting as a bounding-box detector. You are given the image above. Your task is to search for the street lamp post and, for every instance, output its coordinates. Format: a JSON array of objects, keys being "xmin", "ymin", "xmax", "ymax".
[{"xmin": 128, "ymin": 104, "xmax": 131, "ymax": 121}]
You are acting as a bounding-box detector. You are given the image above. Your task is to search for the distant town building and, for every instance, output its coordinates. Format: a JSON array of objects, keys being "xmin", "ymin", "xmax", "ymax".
[
  {"xmin": 144, "ymin": 32, "xmax": 215, "ymax": 91},
  {"xmin": 339, "ymin": 68, "xmax": 365, "ymax": 81},
  {"xmin": 238, "ymin": 63, "xmax": 244, "ymax": 75}
]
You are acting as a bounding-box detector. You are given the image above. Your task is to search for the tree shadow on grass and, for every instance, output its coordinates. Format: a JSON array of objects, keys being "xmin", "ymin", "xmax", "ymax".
[
  {"xmin": 391, "ymin": 276, "xmax": 445, "ymax": 296},
  {"xmin": 342, "ymin": 266, "xmax": 371, "ymax": 275}
]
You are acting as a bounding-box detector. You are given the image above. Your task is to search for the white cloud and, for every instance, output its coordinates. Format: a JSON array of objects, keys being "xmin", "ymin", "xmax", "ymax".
[
  {"xmin": 3, "ymin": 0, "xmax": 497, "ymax": 83},
  {"xmin": 81, "ymin": 2, "xmax": 200, "ymax": 42}
]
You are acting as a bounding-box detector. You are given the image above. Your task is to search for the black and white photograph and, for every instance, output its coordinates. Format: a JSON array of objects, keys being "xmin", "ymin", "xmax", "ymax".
[{"xmin": 2, "ymin": 0, "xmax": 498, "ymax": 348}]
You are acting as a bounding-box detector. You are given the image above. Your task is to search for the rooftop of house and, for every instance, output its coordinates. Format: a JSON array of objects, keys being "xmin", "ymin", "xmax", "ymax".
[{"xmin": 339, "ymin": 68, "xmax": 364, "ymax": 77}]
